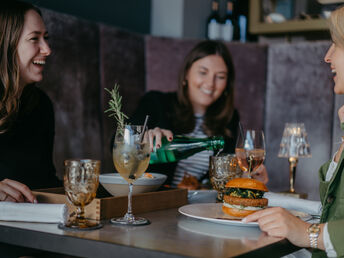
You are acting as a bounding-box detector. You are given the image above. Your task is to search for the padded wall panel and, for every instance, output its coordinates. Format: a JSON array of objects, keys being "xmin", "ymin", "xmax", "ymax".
[
  {"xmin": 265, "ymin": 41, "xmax": 333, "ymax": 200},
  {"xmin": 99, "ymin": 25, "xmax": 145, "ymax": 173},
  {"xmin": 39, "ymin": 9, "xmax": 102, "ymax": 178},
  {"xmin": 226, "ymin": 43, "xmax": 267, "ymax": 130},
  {"xmin": 145, "ymin": 37, "xmax": 267, "ymax": 130},
  {"xmin": 145, "ymin": 36, "xmax": 199, "ymax": 92}
]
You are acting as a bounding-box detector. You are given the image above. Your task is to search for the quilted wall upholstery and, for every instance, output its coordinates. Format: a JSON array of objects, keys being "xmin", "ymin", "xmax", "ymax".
[
  {"xmin": 32, "ymin": 8, "xmax": 338, "ymax": 200},
  {"xmin": 226, "ymin": 43, "xmax": 267, "ymax": 130},
  {"xmin": 145, "ymin": 37, "xmax": 267, "ymax": 130},
  {"xmin": 99, "ymin": 25, "xmax": 145, "ymax": 174},
  {"xmin": 265, "ymin": 41, "xmax": 334, "ymax": 200},
  {"xmin": 38, "ymin": 9, "xmax": 102, "ymax": 178}
]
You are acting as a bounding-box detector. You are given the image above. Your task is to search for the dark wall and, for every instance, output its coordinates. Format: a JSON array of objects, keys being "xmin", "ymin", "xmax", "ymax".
[{"xmin": 24, "ymin": 0, "xmax": 151, "ymax": 34}]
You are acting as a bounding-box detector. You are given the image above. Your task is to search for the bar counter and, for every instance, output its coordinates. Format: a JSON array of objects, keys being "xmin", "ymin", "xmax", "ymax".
[{"xmin": 0, "ymin": 207, "xmax": 300, "ymax": 257}]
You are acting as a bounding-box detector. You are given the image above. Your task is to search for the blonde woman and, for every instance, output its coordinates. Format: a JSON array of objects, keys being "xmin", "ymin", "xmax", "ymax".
[{"xmin": 245, "ymin": 6, "xmax": 344, "ymax": 258}]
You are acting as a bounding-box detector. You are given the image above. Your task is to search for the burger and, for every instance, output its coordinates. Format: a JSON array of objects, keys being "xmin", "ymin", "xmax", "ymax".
[{"xmin": 222, "ymin": 178, "xmax": 268, "ymax": 218}]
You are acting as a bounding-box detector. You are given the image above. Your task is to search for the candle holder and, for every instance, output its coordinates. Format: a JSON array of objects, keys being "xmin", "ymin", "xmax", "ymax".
[{"xmin": 278, "ymin": 123, "xmax": 311, "ymax": 198}]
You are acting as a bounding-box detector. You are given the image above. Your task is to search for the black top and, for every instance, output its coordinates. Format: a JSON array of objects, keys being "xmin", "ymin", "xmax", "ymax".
[
  {"xmin": 130, "ymin": 91, "xmax": 240, "ymax": 184},
  {"xmin": 0, "ymin": 85, "xmax": 61, "ymax": 189}
]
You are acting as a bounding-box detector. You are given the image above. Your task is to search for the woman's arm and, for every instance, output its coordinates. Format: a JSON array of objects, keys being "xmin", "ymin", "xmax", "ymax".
[{"xmin": 244, "ymin": 207, "xmax": 325, "ymax": 250}]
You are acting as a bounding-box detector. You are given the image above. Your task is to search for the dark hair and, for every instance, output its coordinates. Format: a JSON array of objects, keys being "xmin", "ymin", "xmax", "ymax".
[
  {"xmin": 0, "ymin": 1, "xmax": 42, "ymax": 133},
  {"xmin": 173, "ymin": 40, "xmax": 235, "ymax": 137}
]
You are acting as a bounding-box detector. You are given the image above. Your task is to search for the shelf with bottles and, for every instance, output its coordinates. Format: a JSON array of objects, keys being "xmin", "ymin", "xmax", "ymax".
[
  {"xmin": 249, "ymin": 0, "xmax": 330, "ymax": 34},
  {"xmin": 206, "ymin": 0, "xmax": 247, "ymax": 42}
]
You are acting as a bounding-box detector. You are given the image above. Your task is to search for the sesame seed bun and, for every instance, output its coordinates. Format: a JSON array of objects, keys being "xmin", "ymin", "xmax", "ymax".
[{"xmin": 225, "ymin": 178, "xmax": 268, "ymax": 192}]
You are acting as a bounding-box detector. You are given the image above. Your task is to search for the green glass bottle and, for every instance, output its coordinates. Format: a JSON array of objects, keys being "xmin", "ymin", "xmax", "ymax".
[{"xmin": 149, "ymin": 135, "xmax": 225, "ymax": 164}]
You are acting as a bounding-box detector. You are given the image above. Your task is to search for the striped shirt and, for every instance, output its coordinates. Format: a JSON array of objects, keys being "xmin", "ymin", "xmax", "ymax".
[{"xmin": 172, "ymin": 114, "xmax": 213, "ymax": 187}]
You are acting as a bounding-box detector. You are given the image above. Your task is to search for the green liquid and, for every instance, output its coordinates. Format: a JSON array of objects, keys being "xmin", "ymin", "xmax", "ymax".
[{"xmin": 149, "ymin": 136, "xmax": 224, "ymax": 164}]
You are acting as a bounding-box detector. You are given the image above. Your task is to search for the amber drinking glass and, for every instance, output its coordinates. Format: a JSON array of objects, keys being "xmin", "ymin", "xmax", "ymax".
[{"xmin": 63, "ymin": 159, "xmax": 101, "ymax": 230}]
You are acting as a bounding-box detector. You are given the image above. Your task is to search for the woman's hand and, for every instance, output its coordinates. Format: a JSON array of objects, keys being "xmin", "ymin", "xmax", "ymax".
[
  {"xmin": 147, "ymin": 127, "xmax": 173, "ymax": 152},
  {"xmin": 251, "ymin": 164, "xmax": 269, "ymax": 184},
  {"xmin": 243, "ymin": 207, "xmax": 324, "ymax": 249},
  {"xmin": 0, "ymin": 179, "xmax": 36, "ymax": 203}
]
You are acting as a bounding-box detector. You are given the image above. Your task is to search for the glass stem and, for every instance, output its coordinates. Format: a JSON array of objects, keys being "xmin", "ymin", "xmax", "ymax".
[
  {"xmin": 76, "ymin": 206, "xmax": 85, "ymax": 222},
  {"xmin": 248, "ymin": 154, "xmax": 253, "ymax": 178},
  {"xmin": 127, "ymin": 183, "xmax": 133, "ymax": 216}
]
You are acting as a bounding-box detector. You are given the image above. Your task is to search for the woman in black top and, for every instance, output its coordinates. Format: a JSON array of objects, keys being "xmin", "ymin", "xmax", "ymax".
[
  {"xmin": 131, "ymin": 40, "xmax": 268, "ymax": 185},
  {"xmin": 0, "ymin": 1, "xmax": 60, "ymax": 202}
]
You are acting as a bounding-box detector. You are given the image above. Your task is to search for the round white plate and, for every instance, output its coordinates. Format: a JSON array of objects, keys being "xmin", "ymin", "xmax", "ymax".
[
  {"xmin": 178, "ymin": 203, "xmax": 312, "ymax": 227},
  {"xmin": 288, "ymin": 210, "xmax": 312, "ymax": 221},
  {"xmin": 177, "ymin": 217, "xmax": 261, "ymax": 239},
  {"xmin": 178, "ymin": 203, "xmax": 259, "ymax": 227},
  {"xmin": 99, "ymin": 172, "xmax": 167, "ymax": 185},
  {"xmin": 188, "ymin": 190, "xmax": 217, "ymax": 204}
]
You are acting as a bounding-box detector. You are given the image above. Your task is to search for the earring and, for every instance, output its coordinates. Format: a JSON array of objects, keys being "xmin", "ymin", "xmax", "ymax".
[{"xmin": 182, "ymin": 80, "xmax": 187, "ymax": 86}]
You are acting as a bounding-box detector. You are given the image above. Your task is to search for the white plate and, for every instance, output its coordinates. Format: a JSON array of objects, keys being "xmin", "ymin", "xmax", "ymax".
[
  {"xmin": 178, "ymin": 203, "xmax": 312, "ymax": 227},
  {"xmin": 178, "ymin": 203, "xmax": 259, "ymax": 227},
  {"xmin": 99, "ymin": 172, "xmax": 167, "ymax": 185},
  {"xmin": 188, "ymin": 190, "xmax": 217, "ymax": 204},
  {"xmin": 288, "ymin": 210, "xmax": 312, "ymax": 221},
  {"xmin": 178, "ymin": 217, "xmax": 261, "ymax": 239},
  {"xmin": 99, "ymin": 172, "xmax": 167, "ymax": 196}
]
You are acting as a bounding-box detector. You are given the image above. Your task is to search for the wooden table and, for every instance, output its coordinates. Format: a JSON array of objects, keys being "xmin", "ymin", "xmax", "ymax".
[{"xmin": 0, "ymin": 207, "xmax": 300, "ymax": 258}]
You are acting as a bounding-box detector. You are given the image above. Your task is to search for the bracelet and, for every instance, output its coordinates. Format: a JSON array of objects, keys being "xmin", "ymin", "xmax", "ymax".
[{"xmin": 307, "ymin": 224, "xmax": 321, "ymax": 249}]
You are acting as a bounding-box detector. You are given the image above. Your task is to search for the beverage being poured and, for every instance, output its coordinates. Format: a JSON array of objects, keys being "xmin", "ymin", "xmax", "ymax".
[{"xmin": 149, "ymin": 135, "xmax": 225, "ymax": 164}]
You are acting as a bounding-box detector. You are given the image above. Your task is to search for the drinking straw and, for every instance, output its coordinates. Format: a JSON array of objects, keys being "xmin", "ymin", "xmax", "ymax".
[{"xmin": 139, "ymin": 115, "xmax": 149, "ymax": 143}]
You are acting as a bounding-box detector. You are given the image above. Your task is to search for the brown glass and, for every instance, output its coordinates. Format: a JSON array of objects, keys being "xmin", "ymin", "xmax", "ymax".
[{"xmin": 64, "ymin": 159, "xmax": 101, "ymax": 230}]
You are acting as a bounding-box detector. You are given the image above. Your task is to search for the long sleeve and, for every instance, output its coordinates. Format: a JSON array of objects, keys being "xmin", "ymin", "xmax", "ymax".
[{"xmin": 317, "ymin": 143, "xmax": 344, "ymax": 257}]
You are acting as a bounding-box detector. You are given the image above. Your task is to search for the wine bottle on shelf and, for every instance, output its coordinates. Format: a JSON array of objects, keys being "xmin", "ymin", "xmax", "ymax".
[
  {"xmin": 149, "ymin": 135, "xmax": 225, "ymax": 164},
  {"xmin": 232, "ymin": 0, "xmax": 248, "ymax": 42},
  {"xmin": 238, "ymin": 15, "xmax": 247, "ymax": 42},
  {"xmin": 221, "ymin": 0, "xmax": 234, "ymax": 41},
  {"xmin": 206, "ymin": 0, "xmax": 221, "ymax": 40}
]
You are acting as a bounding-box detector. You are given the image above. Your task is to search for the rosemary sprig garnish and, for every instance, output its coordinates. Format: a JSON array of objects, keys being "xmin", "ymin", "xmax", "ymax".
[{"xmin": 104, "ymin": 84, "xmax": 128, "ymax": 131}]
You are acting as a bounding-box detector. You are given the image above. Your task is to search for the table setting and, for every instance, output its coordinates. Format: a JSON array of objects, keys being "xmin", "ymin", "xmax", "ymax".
[{"xmin": 0, "ymin": 85, "xmax": 317, "ymax": 256}]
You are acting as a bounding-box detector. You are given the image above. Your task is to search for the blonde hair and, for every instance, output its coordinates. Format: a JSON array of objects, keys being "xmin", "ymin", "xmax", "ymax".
[{"xmin": 329, "ymin": 6, "xmax": 344, "ymax": 48}]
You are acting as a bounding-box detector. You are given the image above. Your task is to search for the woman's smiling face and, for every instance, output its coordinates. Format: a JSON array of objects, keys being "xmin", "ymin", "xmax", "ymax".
[
  {"xmin": 324, "ymin": 43, "xmax": 344, "ymax": 94},
  {"xmin": 186, "ymin": 54, "xmax": 228, "ymax": 115},
  {"xmin": 17, "ymin": 9, "xmax": 51, "ymax": 86}
]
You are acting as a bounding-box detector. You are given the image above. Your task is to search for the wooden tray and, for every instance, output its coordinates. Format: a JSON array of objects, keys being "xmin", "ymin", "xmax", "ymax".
[{"xmin": 33, "ymin": 187, "xmax": 188, "ymax": 221}]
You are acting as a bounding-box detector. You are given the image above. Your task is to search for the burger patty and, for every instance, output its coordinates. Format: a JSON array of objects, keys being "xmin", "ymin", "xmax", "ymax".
[{"xmin": 223, "ymin": 195, "xmax": 268, "ymax": 207}]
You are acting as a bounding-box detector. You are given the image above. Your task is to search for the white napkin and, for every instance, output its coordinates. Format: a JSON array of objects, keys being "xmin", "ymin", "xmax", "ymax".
[
  {"xmin": 0, "ymin": 202, "xmax": 68, "ymax": 223},
  {"xmin": 264, "ymin": 192, "xmax": 322, "ymax": 216}
]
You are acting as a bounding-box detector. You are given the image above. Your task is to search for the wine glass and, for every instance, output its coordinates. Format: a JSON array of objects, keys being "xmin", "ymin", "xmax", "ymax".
[
  {"xmin": 209, "ymin": 154, "xmax": 242, "ymax": 202},
  {"xmin": 111, "ymin": 124, "xmax": 151, "ymax": 226},
  {"xmin": 235, "ymin": 129, "xmax": 265, "ymax": 178},
  {"xmin": 62, "ymin": 159, "xmax": 102, "ymax": 230}
]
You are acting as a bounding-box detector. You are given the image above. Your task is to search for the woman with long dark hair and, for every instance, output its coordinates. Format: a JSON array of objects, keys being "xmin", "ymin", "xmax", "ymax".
[
  {"xmin": 131, "ymin": 40, "xmax": 267, "ymax": 186},
  {"xmin": 0, "ymin": 1, "xmax": 60, "ymax": 202}
]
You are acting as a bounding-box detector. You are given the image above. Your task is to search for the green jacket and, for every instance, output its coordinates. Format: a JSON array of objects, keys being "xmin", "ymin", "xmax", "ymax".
[{"xmin": 313, "ymin": 143, "xmax": 344, "ymax": 257}]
